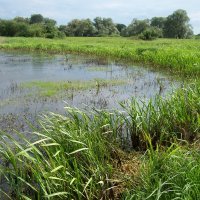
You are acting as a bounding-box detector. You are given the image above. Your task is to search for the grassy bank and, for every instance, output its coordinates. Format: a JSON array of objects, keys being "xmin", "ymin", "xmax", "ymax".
[
  {"xmin": 0, "ymin": 83, "xmax": 199, "ymax": 199},
  {"xmin": 0, "ymin": 37, "xmax": 200, "ymax": 78},
  {"xmin": 123, "ymin": 144, "xmax": 200, "ymax": 200},
  {"xmin": 0, "ymin": 37, "xmax": 200, "ymax": 199}
]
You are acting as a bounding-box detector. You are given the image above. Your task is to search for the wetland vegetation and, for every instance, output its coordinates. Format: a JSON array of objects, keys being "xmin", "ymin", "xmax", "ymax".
[{"xmin": 0, "ymin": 36, "xmax": 199, "ymax": 199}]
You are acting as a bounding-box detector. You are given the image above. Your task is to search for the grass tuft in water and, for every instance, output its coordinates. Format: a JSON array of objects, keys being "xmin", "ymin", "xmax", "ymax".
[{"xmin": 21, "ymin": 78, "xmax": 126, "ymax": 97}]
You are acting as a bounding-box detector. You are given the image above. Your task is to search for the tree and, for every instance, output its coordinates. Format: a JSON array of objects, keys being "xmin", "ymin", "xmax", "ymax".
[
  {"xmin": 164, "ymin": 9, "xmax": 193, "ymax": 38},
  {"xmin": 80, "ymin": 19, "xmax": 97, "ymax": 36},
  {"xmin": 116, "ymin": 23, "xmax": 126, "ymax": 34},
  {"xmin": 93, "ymin": 17, "xmax": 119, "ymax": 36},
  {"xmin": 196, "ymin": 34, "xmax": 200, "ymax": 39},
  {"xmin": 0, "ymin": 20, "xmax": 18, "ymax": 36},
  {"xmin": 151, "ymin": 17, "xmax": 166, "ymax": 29},
  {"xmin": 43, "ymin": 18, "xmax": 57, "ymax": 38},
  {"xmin": 44, "ymin": 18, "xmax": 56, "ymax": 26},
  {"xmin": 58, "ymin": 25, "xmax": 68, "ymax": 35},
  {"xmin": 30, "ymin": 14, "xmax": 44, "ymax": 24},
  {"xmin": 28, "ymin": 24, "xmax": 45, "ymax": 37},
  {"xmin": 125, "ymin": 19, "xmax": 150, "ymax": 36},
  {"xmin": 14, "ymin": 17, "xmax": 29, "ymax": 24},
  {"xmin": 139, "ymin": 27, "xmax": 163, "ymax": 40},
  {"xmin": 65, "ymin": 19, "xmax": 96, "ymax": 36},
  {"xmin": 14, "ymin": 22, "xmax": 30, "ymax": 36}
]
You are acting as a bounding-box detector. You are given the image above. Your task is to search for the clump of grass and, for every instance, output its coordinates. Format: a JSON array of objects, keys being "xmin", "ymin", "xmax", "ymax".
[
  {"xmin": 119, "ymin": 83, "xmax": 200, "ymax": 150},
  {"xmin": 123, "ymin": 142, "xmax": 200, "ymax": 200},
  {"xmin": 21, "ymin": 78, "xmax": 126, "ymax": 97},
  {"xmin": 0, "ymin": 107, "xmax": 121, "ymax": 199}
]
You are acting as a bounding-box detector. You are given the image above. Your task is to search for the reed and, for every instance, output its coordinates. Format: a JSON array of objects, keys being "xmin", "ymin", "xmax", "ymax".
[
  {"xmin": 123, "ymin": 143, "xmax": 200, "ymax": 200},
  {"xmin": 0, "ymin": 83, "xmax": 199, "ymax": 199}
]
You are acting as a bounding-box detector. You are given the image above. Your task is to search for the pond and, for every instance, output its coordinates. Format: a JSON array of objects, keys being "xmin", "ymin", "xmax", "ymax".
[{"xmin": 0, "ymin": 51, "xmax": 178, "ymax": 133}]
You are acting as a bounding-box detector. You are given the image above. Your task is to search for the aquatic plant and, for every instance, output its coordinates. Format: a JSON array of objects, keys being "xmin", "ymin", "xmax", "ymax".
[{"xmin": 0, "ymin": 84, "xmax": 199, "ymax": 199}]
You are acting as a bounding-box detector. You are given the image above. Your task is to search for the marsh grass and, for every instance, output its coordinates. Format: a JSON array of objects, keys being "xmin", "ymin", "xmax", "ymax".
[
  {"xmin": 118, "ymin": 83, "xmax": 200, "ymax": 150},
  {"xmin": 21, "ymin": 79, "xmax": 126, "ymax": 98},
  {"xmin": 0, "ymin": 108, "xmax": 119, "ymax": 199},
  {"xmin": 86, "ymin": 66, "xmax": 110, "ymax": 72},
  {"xmin": 0, "ymin": 84, "xmax": 199, "ymax": 199},
  {"xmin": 123, "ymin": 143, "xmax": 200, "ymax": 200}
]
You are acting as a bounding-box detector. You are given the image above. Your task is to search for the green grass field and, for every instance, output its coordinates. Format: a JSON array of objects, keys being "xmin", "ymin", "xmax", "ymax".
[{"xmin": 0, "ymin": 37, "xmax": 199, "ymax": 199}]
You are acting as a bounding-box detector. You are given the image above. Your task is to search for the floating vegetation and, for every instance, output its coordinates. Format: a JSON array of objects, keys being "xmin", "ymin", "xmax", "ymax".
[{"xmin": 21, "ymin": 79, "xmax": 127, "ymax": 98}]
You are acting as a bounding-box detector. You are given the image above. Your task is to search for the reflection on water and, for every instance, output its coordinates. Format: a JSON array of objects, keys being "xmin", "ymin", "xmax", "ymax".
[{"xmin": 0, "ymin": 51, "xmax": 178, "ymax": 132}]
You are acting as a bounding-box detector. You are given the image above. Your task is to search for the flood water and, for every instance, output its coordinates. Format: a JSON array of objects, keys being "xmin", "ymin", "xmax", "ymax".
[{"xmin": 0, "ymin": 51, "xmax": 178, "ymax": 132}]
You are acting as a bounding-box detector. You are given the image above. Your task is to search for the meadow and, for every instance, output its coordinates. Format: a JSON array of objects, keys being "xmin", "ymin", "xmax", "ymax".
[{"xmin": 0, "ymin": 37, "xmax": 199, "ymax": 199}]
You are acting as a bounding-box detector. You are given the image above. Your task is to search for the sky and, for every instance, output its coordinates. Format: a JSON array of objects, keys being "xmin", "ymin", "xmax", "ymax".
[{"xmin": 0, "ymin": 0, "xmax": 200, "ymax": 34}]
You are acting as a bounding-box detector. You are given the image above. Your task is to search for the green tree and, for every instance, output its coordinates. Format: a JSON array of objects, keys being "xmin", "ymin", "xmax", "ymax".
[
  {"xmin": 0, "ymin": 20, "xmax": 18, "ymax": 36},
  {"xmin": 14, "ymin": 17, "xmax": 29, "ymax": 24},
  {"xmin": 14, "ymin": 22, "xmax": 30, "ymax": 36},
  {"xmin": 28, "ymin": 24, "xmax": 45, "ymax": 37},
  {"xmin": 125, "ymin": 19, "xmax": 150, "ymax": 36},
  {"xmin": 44, "ymin": 18, "xmax": 57, "ymax": 38},
  {"xmin": 151, "ymin": 17, "xmax": 166, "ymax": 29},
  {"xmin": 30, "ymin": 14, "xmax": 44, "ymax": 24},
  {"xmin": 93, "ymin": 17, "xmax": 119, "ymax": 36},
  {"xmin": 65, "ymin": 19, "xmax": 96, "ymax": 36},
  {"xmin": 164, "ymin": 9, "xmax": 193, "ymax": 38},
  {"xmin": 58, "ymin": 25, "xmax": 67, "ymax": 35},
  {"xmin": 196, "ymin": 34, "xmax": 200, "ymax": 39},
  {"xmin": 139, "ymin": 27, "xmax": 163, "ymax": 40},
  {"xmin": 44, "ymin": 18, "xmax": 56, "ymax": 26},
  {"xmin": 116, "ymin": 23, "xmax": 126, "ymax": 34}
]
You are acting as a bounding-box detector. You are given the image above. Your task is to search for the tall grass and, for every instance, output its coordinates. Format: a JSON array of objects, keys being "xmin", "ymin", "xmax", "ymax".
[
  {"xmin": 123, "ymin": 143, "xmax": 200, "ymax": 200},
  {"xmin": 119, "ymin": 83, "xmax": 200, "ymax": 149},
  {"xmin": 0, "ymin": 107, "xmax": 119, "ymax": 199},
  {"xmin": 0, "ymin": 83, "xmax": 199, "ymax": 199}
]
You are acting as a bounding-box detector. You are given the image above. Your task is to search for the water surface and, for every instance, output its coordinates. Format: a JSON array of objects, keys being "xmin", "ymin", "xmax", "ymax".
[{"xmin": 0, "ymin": 51, "xmax": 178, "ymax": 132}]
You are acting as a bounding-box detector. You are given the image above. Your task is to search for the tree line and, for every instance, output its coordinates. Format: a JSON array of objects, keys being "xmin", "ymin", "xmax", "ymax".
[{"xmin": 0, "ymin": 9, "xmax": 194, "ymax": 40}]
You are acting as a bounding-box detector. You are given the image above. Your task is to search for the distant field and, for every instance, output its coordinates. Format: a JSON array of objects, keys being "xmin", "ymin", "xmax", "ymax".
[{"xmin": 0, "ymin": 36, "xmax": 200, "ymax": 77}]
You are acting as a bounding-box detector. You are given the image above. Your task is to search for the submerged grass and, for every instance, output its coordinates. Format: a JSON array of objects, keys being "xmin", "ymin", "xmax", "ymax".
[
  {"xmin": 87, "ymin": 66, "xmax": 111, "ymax": 72},
  {"xmin": 21, "ymin": 78, "xmax": 126, "ymax": 97}
]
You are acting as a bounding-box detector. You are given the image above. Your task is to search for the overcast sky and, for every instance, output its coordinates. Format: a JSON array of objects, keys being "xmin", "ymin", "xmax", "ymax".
[{"xmin": 0, "ymin": 0, "xmax": 200, "ymax": 34}]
